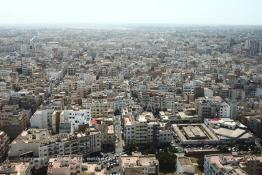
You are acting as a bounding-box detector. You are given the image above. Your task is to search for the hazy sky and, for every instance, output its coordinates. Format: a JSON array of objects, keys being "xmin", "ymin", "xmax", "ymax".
[{"xmin": 0, "ymin": 0, "xmax": 261, "ymax": 25}]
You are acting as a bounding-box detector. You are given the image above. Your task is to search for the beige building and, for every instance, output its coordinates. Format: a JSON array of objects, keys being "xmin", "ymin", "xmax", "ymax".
[
  {"xmin": 8, "ymin": 128, "xmax": 101, "ymax": 169},
  {"xmin": 97, "ymin": 124, "xmax": 115, "ymax": 145},
  {"xmin": 48, "ymin": 156, "xmax": 83, "ymax": 175},
  {"xmin": 176, "ymin": 156, "xmax": 196, "ymax": 175},
  {"xmin": 0, "ymin": 105, "xmax": 29, "ymax": 137},
  {"xmin": 91, "ymin": 99, "xmax": 109, "ymax": 118},
  {"xmin": 48, "ymin": 155, "xmax": 106, "ymax": 175},
  {"xmin": 0, "ymin": 131, "xmax": 9, "ymax": 162},
  {"xmin": 0, "ymin": 162, "xmax": 31, "ymax": 175},
  {"xmin": 121, "ymin": 153, "xmax": 159, "ymax": 175}
]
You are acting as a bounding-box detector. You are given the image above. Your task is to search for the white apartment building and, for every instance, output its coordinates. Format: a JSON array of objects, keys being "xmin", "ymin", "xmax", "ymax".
[
  {"xmin": 30, "ymin": 109, "xmax": 54, "ymax": 129},
  {"xmin": 183, "ymin": 82, "xmax": 195, "ymax": 95},
  {"xmin": 60, "ymin": 109, "xmax": 92, "ymax": 133},
  {"xmin": 124, "ymin": 115, "xmax": 148, "ymax": 145},
  {"xmin": 135, "ymin": 115, "xmax": 148, "ymax": 145},
  {"xmin": 124, "ymin": 116, "xmax": 136, "ymax": 145},
  {"xmin": 124, "ymin": 115, "xmax": 171, "ymax": 146},
  {"xmin": 219, "ymin": 102, "xmax": 231, "ymax": 118}
]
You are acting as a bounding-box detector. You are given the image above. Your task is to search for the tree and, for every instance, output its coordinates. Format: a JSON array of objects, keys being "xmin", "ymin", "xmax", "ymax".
[
  {"xmin": 197, "ymin": 157, "xmax": 204, "ymax": 172},
  {"xmin": 156, "ymin": 150, "xmax": 176, "ymax": 173},
  {"xmin": 114, "ymin": 109, "xmax": 121, "ymax": 115},
  {"xmin": 126, "ymin": 141, "xmax": 137, "ymax": 154}
]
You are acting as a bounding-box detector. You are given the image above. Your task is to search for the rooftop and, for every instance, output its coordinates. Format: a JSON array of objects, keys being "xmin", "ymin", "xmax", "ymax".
[
  {"xmin": 121, "ymin": 154, "xmax": 158, "ymax": 168},
  {"xmin": 0, "ymin": 162, "xmax": 31, "ymax": 175},
  {"xmin": 206, "ymin": 154, "xmax": 262, "ymax": 175}
]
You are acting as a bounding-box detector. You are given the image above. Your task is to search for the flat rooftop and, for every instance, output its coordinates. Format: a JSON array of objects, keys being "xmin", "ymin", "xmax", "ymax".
[
  {"xmin": 121, "ymin": 154, "xmax": 158, "ymax": 168},
  {"xmin": 0, "ymin": 162, "xmax": 30, "ymax": 175},
  {"xmin": 173, "ymin": 124, "xmax": 219, "ymax": 144},
  {"xmin": 177, "ymin": 157, "xmax": 193, "ymax": 166},
  {"xmin": 211, "ymin": 127, "xmax": 254, "ymax": 140}
]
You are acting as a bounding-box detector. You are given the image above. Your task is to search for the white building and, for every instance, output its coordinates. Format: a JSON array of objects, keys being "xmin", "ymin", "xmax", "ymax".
[
  {"xmin": 183, "ymin": 82, "xmax": 195, "ymax": 95},
  {"xmin": 204, "ymin": 88, "xmax": 213, "ymax": 97},
  {"xmin": 30, "ymin": 109, "xmax": 54, "ymax": 129},
  {"xmin": 219, "ymin": 102, "xmax": 231, "ymax": 118},
  {"xmin": 59, "ymin": 109, "xmax": 91, "ymax": 133},
  {"xmin": 124, "ymin": 114, "xmax": 172, "ymax": 146}
]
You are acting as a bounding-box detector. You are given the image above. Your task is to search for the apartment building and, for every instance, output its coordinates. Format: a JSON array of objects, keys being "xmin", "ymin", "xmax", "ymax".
[
  {"xmin": 195, "ymin": 96, "xmax": 230, "ymax": 119},
  {"xmin": 139, "ymin": 91, "xmax": 175, "ymax": 112},
  {"xmin": 97, "ymin": 124, "xmax": 115, "ymax": 146},
  {"xmin": 124, "ymin": 113, "xmax": 172, "ymax": 146},
  {"xmin": 0, "ymin": 104, "xmax": 30, "ymax": 139},
  {"xmin": 59, "ymin": 109, "xmax": 92, "ymax": 133},
  {"xmin": 51, "ymin": 109, "xmax": 92, "ymax": 134},
  {"xmin": 124, "ymin": 115, "xmax": 154, "ymax": 145},
  {"xmin": 30, "ymin": 109, "xmax": 54, "ymax": 129},
  {"xmin": 8, "ymin": 128, "xmax": 101, "ymax": 169},
  {"xmin": 158, "ymin": 124, "xmax": 173, "ymax": 145},
  {"xmin": 91, "ymin": 99, "xmax": 109, "ymax": 118}
]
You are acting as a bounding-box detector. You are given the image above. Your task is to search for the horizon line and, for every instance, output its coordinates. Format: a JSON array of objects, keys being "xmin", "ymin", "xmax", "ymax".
[{"xmin": 0, "ymin": 22, "xmax": 262, "ymax": 28}]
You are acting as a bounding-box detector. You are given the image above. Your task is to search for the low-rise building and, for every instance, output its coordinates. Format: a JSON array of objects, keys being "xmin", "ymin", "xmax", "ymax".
[
  {"xmin": 204, "ymin": 118, "xmax": 255, "ymax": 144},
  {"xmin": 0, "ymin": 162, "xmax": 31, "ymax": 175},
  {"xmin": 47, "ymin": 155, "xmax": 107, "ymax": 175},
  {"xmin": 121, "ymin": 153, "xmax": 159, "ymax": 175},
  {"xmin": 47, "ymin": 156, "xmax": 83, "ymax": 175},
  {"xmin": 204, "ymin": 154, "xmax": 262, "ymax": 175},
  {"xmin": 173, "ymin": 123, "xmax": 219, "ymax": 145},
  {"xmin": 176, "ymin": 156, "xmax": 196, "ymax": 175}
]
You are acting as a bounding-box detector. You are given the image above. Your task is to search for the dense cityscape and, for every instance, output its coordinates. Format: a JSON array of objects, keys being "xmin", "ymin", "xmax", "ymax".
[{"xmin": 0, "ymin": 25, "xmax": 262, "ymax": 175}]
